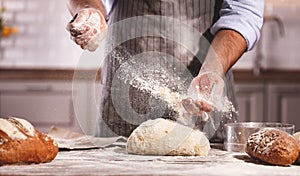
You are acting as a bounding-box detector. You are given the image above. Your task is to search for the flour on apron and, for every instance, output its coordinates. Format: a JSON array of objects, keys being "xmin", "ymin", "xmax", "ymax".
[{"xmin": 96, "ymin": 0, "xmax": 237, "ymax": 142}]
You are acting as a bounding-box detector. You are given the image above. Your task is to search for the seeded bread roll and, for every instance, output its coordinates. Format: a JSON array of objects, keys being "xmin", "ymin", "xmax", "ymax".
[
  {"xmin": 246, "ymin": 128, "xmax": 299, "ymax": 166},
  {"xmin": 0, "ymin": 117, "xmax": 58, "ymax": 165},
  {"xmin": 293, "ymin": 132, "xmax": 300, "ymax": 164}
]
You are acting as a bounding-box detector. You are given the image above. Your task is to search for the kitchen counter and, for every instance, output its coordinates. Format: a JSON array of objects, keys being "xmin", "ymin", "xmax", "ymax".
[
  {"xmin": 232, "ymin": 69, "xmax": 300, "ymax": 83},
  {"xmin": 1, "ymin": 143, "xmax": 300, "ymax": 176},
  {"xmin": 0, "ymin": 68, "xmax": 101, "ymax": 80},
  {"xmin": 1, "ymin": 68, "xmax": 300, "ymax": 83}
]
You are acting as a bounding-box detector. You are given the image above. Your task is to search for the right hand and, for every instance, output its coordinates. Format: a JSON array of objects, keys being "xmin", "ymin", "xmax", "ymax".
[
  {"xmin": 182, "ymin": 72, "xmax": 225, "ymax": 118},
  {"xmin": 67, "ymin": 8, "xmax": 107, "ymax": 51}
]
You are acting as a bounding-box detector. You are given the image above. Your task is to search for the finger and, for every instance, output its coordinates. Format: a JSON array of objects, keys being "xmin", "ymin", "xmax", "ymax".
[
  {"xmin": 80, "ymin": 44, "xmax": 87, "ymax": 50},
  {"xmin": 76, "ymin": 37, "xmax": 90, "ymax": 47},
  {"xmin": 78, "ymin": 37, "xmax": 90, "ymax": 50},
  {"xmin": 66, "ymin": 13, "xmax": 78, "ymax": 32},
  {"xmin": 197, "ymin": 100, "xmax": 213, "ymax": 112},
  {"xmin": 182, "ymin": 98, "xmax": 201, "ymax": 115},
  {"xmin": 70, "ymin": 35, "xmax": 87, "ymax": 47},
  {"xmin": 70, "ymin": 10, "xmax": 90, "ymax": 29},
  {"xmin": 74, "ymin": 28, "xmax": 95, "ymax": 45},
  {"xmin": 71, "ymin": 35, "xmax": 87, "ymax": 49},
  {"xmin": 68, "ymin": 12, "xmax": 91, "ymax": 37},
  {"xmin": 69, "ymin": 24, "xmax": 91, "ymax": 38},
  {"xmin": 75, "ymin": 37, "xmax": 85, "ymax": 45},
  {"xmin": 86, "ymin": 37, "xmax": 100, "ymax": 51},
  {"xmin": 82, "ymin": 28, "xmax": 102, "ymax": 51}
]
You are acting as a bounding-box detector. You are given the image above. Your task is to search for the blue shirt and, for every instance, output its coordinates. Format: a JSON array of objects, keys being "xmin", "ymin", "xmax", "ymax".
[{"xmin": 102, "ymin": 0, "xmax": 264, "ymax": 51}]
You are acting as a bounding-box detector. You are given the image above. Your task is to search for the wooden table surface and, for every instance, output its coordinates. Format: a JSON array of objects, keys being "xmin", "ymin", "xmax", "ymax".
[{"xmin": 1, "ymin": 143, "xmax": 300, "ymax": 176}]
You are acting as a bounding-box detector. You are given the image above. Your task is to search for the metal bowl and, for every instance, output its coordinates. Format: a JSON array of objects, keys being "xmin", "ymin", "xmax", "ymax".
[{"xmin": 224, "ymin": 122, "xmax": 295, "ymax": 153}]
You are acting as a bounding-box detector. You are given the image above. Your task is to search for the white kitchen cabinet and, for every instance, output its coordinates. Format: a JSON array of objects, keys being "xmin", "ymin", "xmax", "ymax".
[
  {"xmin": 235, "ymin": 81, "xmax": 300, "ymax": 132},
  {"xmin": 267, "ymin": 83, "xmax": 300, "ymax": 131},
  {"xmin": 235, "ymin": 83, "xmax": 265, "ymax": 123},
  {"xmin": 0, "ymin": 81, "xmax": 83, "ymax": 133}
]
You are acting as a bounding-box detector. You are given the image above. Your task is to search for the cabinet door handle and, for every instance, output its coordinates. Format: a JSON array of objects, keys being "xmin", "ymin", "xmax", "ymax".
[{"xmin": 25, "ymin": 85, "xmax": 53, "ymax": 92}]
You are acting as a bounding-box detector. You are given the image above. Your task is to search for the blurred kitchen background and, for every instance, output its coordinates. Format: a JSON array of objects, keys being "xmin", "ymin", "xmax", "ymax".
[{"xmin": 0, "ymin": 0, "xmax": 299, "ymax": 134}]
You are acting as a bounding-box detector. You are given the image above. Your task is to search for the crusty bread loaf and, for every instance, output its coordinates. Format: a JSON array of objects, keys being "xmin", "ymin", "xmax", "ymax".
[
  {"xmin": 293, "ymin": 132, "xmax": 300, "ymax": 164},
  {"xmin": 0, "ymin": 117, "xmax": 58, "ymax": 165},
  {"xmin": 246, "ymin": 128, "xmax": 299, "ymax": 166}
]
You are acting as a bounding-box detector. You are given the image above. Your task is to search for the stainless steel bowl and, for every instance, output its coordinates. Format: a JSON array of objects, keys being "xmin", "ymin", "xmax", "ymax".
[{"xmin": 224, "ymin": 122, "xmax": 295, "ymax": 153}]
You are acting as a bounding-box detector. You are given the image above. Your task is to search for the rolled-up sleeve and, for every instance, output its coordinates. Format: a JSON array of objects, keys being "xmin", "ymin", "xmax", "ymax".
[{"xmin": 210, "ymin": 0, "xmax": 264, "ymax": 51}]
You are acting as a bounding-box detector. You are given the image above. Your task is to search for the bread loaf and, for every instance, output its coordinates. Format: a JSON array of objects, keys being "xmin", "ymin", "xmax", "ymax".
[
  {"xmin": 293, "ymin": 132, "xmax": 300, "ymax": 164},
  {"xmin": 0, "ymin": 117, "xmax": 58, "ymax": 165},
  {"xmin": 246, "ymin": 128, "xmax": 299, "ymax": 166}
]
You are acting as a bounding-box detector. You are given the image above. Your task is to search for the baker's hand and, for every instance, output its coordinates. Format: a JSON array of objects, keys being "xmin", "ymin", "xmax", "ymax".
[
  {"xmin": 182, "ymin": 72, "xmax": 225, "ymax": 118},
  {"xmin": 67, "ymin": 8, "xmax": 107, "ymax": 51}
]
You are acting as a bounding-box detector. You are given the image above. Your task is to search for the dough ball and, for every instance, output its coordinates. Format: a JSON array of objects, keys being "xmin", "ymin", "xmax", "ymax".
[{"xmin": 126, "ymin": 118, "xmax": 210, "ymax": 156}]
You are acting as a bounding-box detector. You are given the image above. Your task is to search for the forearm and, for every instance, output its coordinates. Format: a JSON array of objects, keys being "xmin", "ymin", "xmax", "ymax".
[
  {"xmin": 202, "ymin": 29, "xmax": 247, "ymax": 75},
  {"xmin": 68, "ymin": 0, "xmax": 106, "ymax": 18}
]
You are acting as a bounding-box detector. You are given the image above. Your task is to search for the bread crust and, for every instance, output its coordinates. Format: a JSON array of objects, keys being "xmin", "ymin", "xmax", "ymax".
[
  {"xmin": 0, "ymin": 117, "xmax": 58, "ymax": 165},
  {"xmin": 246, "ymin": 128, "xmax": 299, "ymax": 166}
]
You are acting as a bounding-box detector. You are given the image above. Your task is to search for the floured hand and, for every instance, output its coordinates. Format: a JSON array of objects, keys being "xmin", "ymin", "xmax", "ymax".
[
  {"xmin": 182, "ymin": 97, "xmax": 212, "ymax": 115},
  {"xmin": 67, "ymin": 8, "xmax": 107, "ymax": 51},
  {"xmin": 183, "ymin": 72, "xmax": 225, "ymax": 118}
]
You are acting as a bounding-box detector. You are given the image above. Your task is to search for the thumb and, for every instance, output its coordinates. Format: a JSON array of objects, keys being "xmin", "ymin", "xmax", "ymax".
[{"xmin": 68, "ymin": 9, "xmax": 90, "ymax": 31}]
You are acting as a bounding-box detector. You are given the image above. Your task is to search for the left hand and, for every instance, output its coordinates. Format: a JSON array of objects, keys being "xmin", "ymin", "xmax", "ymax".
[{"xmin": 66, "ymin": 8, "xmax": 107, "ymax": 51}]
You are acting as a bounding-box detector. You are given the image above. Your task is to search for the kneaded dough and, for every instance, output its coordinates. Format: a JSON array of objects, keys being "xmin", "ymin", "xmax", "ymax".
[{"xmin": 126, "ymin": 118, "xmax": 210, "ymax": 156}]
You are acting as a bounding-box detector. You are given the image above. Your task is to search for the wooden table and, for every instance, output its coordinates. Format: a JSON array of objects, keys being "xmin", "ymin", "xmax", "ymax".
[{"xmin": 1, "ymin": 143, "xmax": 300, "ymax": 176}]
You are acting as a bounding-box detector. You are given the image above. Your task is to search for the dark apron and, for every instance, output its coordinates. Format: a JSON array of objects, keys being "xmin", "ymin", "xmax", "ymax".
[{"xmin": 96, "ymin": 0, "xmax": 237, "ymax": 142}]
